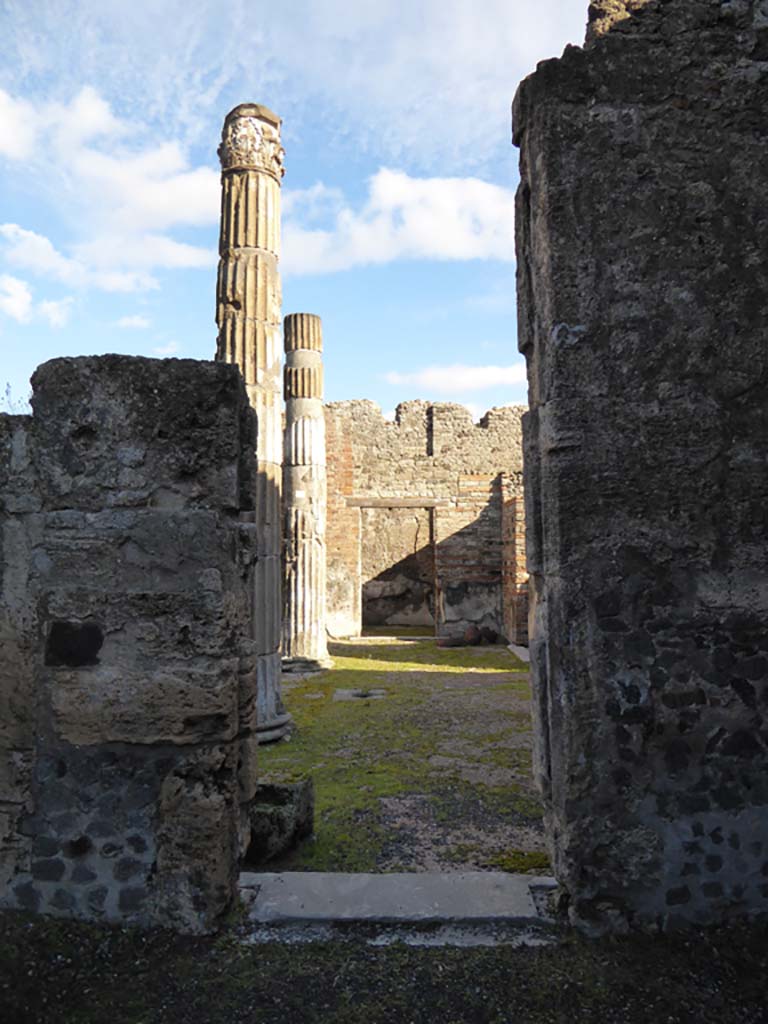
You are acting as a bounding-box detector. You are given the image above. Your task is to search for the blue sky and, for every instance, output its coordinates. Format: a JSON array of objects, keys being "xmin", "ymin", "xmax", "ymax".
[{"xmin": 0, "ymin": 0, "xmax": 585, "ymax": 419}]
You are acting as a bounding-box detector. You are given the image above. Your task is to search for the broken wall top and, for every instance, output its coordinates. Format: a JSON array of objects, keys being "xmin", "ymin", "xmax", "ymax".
[
  {"xmin": 30, "ymin": 356, "xmax": 256, "ymax": 513},
  {"xmin": 325, "ymin": 400, "xmax": 526, "ymax": 472},
  {"xmin": 515, "ymin": 0, "xmax": 768, "ymax": 144}
]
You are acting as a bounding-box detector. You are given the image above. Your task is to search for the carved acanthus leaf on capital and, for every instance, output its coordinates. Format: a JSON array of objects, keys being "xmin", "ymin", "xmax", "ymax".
[{"xmin": 218, "ymin": 112, "xmax": 285, "ymax": 180}]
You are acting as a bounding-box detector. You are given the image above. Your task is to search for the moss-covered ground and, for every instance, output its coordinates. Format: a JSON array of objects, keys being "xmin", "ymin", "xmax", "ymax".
[
  {"xmin": 260, "ymin": 637, "xmax": 546, "ymax": 873},
  {"xmin": 2, "ymin": 910, "xmax": 767, "ymax": 1023}
]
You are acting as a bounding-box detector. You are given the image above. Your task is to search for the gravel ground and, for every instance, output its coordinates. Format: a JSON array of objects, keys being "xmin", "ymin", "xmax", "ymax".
[{"xmin": 1, "ymin": 910, "xmax": 767, "ymax": 1023}]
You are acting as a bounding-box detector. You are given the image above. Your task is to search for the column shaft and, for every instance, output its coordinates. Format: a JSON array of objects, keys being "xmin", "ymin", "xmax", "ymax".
[
  {"xmin": 282, "ymin": 313, "xmax": 330, "ymax": 670},
  {"xmin": 216, "ymin": 103, "xmax": 290, "ymax": 744}
]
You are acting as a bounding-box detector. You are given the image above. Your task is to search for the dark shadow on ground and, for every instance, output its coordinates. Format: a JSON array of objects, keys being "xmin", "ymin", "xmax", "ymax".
[{"xmin": 2, "ymin": 909, "xmax": 767, "ymax": 1024}]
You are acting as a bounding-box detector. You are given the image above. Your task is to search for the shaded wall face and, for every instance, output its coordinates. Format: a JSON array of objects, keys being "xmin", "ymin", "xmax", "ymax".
[
  {"xmin": 325, "ymin": 401, "xmax": 528, "ymax": 641},
  {"xmin": 0, "ymin": 356, "xmax": 259, "ymax": 933},
  {"xmin": 325, "ymin": 413, "xmax": 360, "ymax": 638},
  {"xmin": 515, "ymin": 0, "xmax": 768, "ymax": 931},
  {"xmin": 361, "ymin": 507, "xmax": 434, "ymax": 627},
  {"xmin": 434, "ymin": 474, "xmax": 504, "ymax": 638}
]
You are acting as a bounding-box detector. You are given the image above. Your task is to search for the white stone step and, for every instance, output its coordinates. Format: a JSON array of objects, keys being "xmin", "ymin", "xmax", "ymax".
[{"xmin": 240, "ymin": 870, "xmax": 555, "ymax": 924}]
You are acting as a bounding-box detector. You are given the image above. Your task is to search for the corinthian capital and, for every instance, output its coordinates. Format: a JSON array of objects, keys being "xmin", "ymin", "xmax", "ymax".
[{"xmin": 218, "ymin": 103, "xmax": 285, "ymax": 181}]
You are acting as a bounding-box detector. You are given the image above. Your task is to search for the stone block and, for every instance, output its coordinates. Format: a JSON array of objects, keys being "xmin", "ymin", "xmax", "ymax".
[
  {"xmin": 35, "ymin": 510, "xmax": 233, "ymax": 594},
  {"xmin": 156, "ymin": 744, "xmax": 239, "ymax": 933},
  {"xmin": 0, "ymin": 514, "xmax": 40, "ymax": 748},
  {"xmin": 48, "ymin": 661, "xmax": 239, "ymax": 746},
  {"xmin": 0, "ymin": 354, "xmax": 259, "ymax": 933},
  {"xmin": 237, "ymin": 731, "xmax": 260, "ymax": 804},
  {"xmin": 0, "ymin": 747, "xmax": 33, "ymax": 804},
  {"xmin": 243, "ymin": 780, "xmax": 314, "ymax": 866},
  {"xmin": 0, "ymin": 803, "xmax": 31, "ymax": 890},
  {"xmin": 42, "ymin": 588, "xmax": 244, "ymax": 664},
  {"xmin": 31, "ymin": 356, "xmax": 250, "ymax": 513}
]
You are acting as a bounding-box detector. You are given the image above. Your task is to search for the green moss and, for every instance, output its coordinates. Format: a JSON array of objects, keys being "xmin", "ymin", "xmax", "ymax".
[
  {"xmin": 489, "ymin": 849, "xmax": 551, "ymax": 874},
  {"xmin": 259, "ymin": 637, "xmax": 540, "ymax": 871}
]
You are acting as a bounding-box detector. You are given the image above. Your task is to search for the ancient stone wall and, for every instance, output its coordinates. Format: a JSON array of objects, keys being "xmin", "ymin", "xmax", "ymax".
[
  {"xmin": 0, "ymin": 356, "xmax": 259, "ymax": 933},
  {"xmin": 325, "ymin": 400, "xmax": 527, "ymax": 641},
  {"xmin": 360, "ymin": 506, "xmax": 434, "ymax": 628},
  {"xmin": 514, "ymin": 0, "xmax": 768, "ymax": 930}
]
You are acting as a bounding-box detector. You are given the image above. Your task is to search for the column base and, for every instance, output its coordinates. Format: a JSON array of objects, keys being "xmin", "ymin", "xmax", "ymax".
[
  {"xmin": 256, "ymin": 712, "xmax": 293, "ymax": 744},
  {"xmin": 281, "ymin": 655, "xmax": 334, "ymax": 675}
]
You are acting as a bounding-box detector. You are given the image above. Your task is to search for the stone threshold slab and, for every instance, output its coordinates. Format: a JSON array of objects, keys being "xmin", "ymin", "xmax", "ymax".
[
  {"xmin": 508, "ymin": 643, "xmax": 531, "ymax": 664},
  {"xmin": 240, "ymin": 871, "xmax": 555, "ymax": 924}
]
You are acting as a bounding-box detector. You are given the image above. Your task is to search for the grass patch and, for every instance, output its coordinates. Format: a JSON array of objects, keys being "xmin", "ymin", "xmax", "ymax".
[
  {"xmin": 489, "ymin": 849, "xmax": 552, "ymax": 873},
  {"xmin": 261, "ymin": 638, "xmax": 540, "ymax": 871}
]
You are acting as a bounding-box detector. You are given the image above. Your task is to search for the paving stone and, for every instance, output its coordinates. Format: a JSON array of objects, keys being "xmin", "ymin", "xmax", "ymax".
[{"xmin": 241, "ymin": 871, "xmax": 555, "ymax": 924}]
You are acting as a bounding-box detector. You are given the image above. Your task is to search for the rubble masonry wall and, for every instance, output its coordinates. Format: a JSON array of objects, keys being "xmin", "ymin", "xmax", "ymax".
[
  {"xmin": 515, "ymin": 0, "xmax": 768, "ymax": 930},
  {"xmin": 0, "ymin": 356, "xmax": 259, "ymax": 933},
  {"xmin": 325, "ymin": 400, "xmax": 528, "ymax": 642}
]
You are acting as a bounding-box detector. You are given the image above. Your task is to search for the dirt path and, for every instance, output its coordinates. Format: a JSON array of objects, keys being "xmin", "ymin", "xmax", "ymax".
[{"xmin": 259, "ymin": 636, "xmax": 548, "ymax": 873}]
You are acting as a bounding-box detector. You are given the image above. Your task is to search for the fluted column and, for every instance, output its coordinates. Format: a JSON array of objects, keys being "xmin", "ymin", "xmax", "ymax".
[
  {"xmin": 282, "ymin": 313, "xmax": 331, "ymax": 671},
  {"xmin": 216, "ymin": 103, "xmax": 290, "ymax": 744}
]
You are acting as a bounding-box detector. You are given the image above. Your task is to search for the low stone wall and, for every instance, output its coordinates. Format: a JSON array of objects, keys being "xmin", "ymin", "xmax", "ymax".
[
  {"xmin": 325, "ymin": 400, "xmax": 528, "ymax": 641},
  {"xmin": 0, "ymin": 355, "xmax": 260, "ymax": 933}
]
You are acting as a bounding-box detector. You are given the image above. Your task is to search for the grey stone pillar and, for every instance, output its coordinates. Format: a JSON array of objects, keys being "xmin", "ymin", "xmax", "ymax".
[
  {"xmin": 282, "ymin": 313, "xmax": 331, "ymax": 671},
  {"xmin": 513, "ymin": 0, "xmax": 768, "ymax": 932},
  {"xmin": 216, "ymin": 103, "xmax": 290, "ymax": 742}
]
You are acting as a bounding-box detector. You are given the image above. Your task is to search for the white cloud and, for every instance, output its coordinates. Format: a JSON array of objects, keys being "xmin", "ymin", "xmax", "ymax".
[
  {"xmin": 0, "ymin": 223, "xmax": 83, "ymax": 285},
  {"xmin": 70, "ymin": 148, "xmax": 219, "ymax": 233},
  {"xmin": 0, "ymin": 86, "xmax": 219, "ymax": 235},
  {"xmin": 0, "ymin": 223, "xmax": 157, "ymax": 292},
  {"xmin": 0, "ymin": 85, "xmax": 125, "ymax": 162},
  {"xmin": 385, "ymin": 363, "xmax": 526, "ymax": 395},
  {"xmin": 283, "ymin": 183, "xmax": 345, "ymax": 224},
  {"xmin": 153, "ymin": 340, "xmax": 180, "ymax": 355},
  {"xmin": 283, "ymin": 169, "xmax": 515, "ymax": 275},
  {"xmin": 0, "ymin": 273, "xmax": 74, "ymax": 328},
  {"xmin": 0, "ymin": 88, "xmax": 218, "ymax": 299},
  {"xmin": 115, "ymin": 315, "xmax": 150, "ymax": 329},
  {"xmin": 0, "ymin": 2, "xmax": 586, "ymax": 170},
  {"xmin": 49, "ymin": 85, "xmax": 125, "ymax": 149},
  {"xmin": 0, "ymin": 90, "xmax": 37, "ymax": 160},
  {"xmin": 0, "ymin": 274, "xmax": 33, "ymax": 322},
  {"xmin": 39, "ymin": 296, "xmax": 73, "ymax": 328},
  {"xmin": 75, "ymin": 234, "xmax": 214, "ymax": 272}
]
